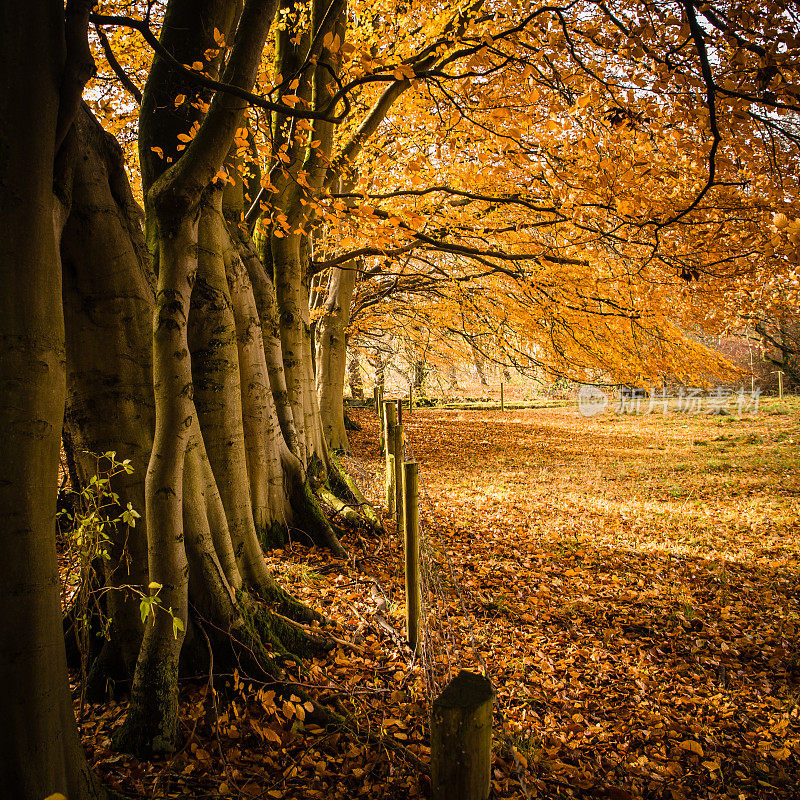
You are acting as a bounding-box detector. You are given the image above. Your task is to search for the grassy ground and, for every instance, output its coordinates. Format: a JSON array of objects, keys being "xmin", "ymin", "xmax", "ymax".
[{"xmin": 78, "ymin": 398, "xmax": 800, "ymax": 799}]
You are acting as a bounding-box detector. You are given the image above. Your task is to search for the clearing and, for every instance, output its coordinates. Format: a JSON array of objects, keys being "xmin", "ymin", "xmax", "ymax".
[{"xmin": 80, "ymin": 399, "xmax": 800, "ymax": 799}]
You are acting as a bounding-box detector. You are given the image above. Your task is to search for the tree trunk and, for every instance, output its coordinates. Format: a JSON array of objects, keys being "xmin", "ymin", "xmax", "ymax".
[
  {"xmin": 472, "ymin": 344, "xmax": 489, "ymax": 386},
  {"xmin": 448, "ymin": 363, "xmax": 459, "ymax": 392},
  {"xmin": 118, "ymin": 208, "xmax": 196, "ymax": 756},
  {"xmin": 0, "ymin": 4, "xmax": 103, "ymax": 796},
  {"xmin": 348, "ymin": 342, "xmax": 365, "ymax": 401},
  {"xmin": 413, "ymin": 358, "xmax": 427, "ymax": 392},
  {"xmin": 316, "ymin": 265, "xmax": 357, "ymax": 453},
  {"xmin": 51, "ymin": 104, "xmax": 342, "ymax": 755},
  {"xmin": 60, "ymin": 105, "xmax": 152, "ymax": 683},
  {"xmin": 273, "ymin": 234, "xmax": 315, "ymax": 465},
  {"xmin": 369, "ymin": 347, "xmax": 387, "ymax": 392}
]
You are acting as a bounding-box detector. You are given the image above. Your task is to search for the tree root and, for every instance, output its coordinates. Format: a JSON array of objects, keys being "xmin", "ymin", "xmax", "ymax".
[
  {"xmin": 327, "ymin": 453, "xmax": 384, "ymax": 534},
  {"xmin": 343, "ymin": 408, "xmax": 362, "ymax": 431},
  {"xmin": 317, "ymin": 486, "xmax": 365, "ymax": 528},
  {"xmin": 237, "ymin": 593, "xmax": 334, "ymax": 663},
  {"xmin": 290, "ymin": 478, "xmax": 348, "ymax": 558}
]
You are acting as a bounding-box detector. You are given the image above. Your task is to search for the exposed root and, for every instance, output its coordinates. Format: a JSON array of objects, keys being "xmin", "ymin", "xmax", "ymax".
[
  {"xmin": 343, "ymin": 409, "xmax": 362, "ymax": 432},
  {"xmin": 328, "ymin": 453, "xmax": 384, "ymax": 534},
  {"xmin": 257, "ymin": 518, "xmax": 292, "ymax": 551},
  {"xmin": 290, "ymin": 478, "xmax": 348, "ymax": 558},
  {"xmin": 317, "ymin": 486, "xmax": 365, "ymax": 528}
]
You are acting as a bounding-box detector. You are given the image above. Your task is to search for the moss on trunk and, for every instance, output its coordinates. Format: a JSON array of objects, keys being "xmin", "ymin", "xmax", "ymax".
[{"xmin": 112, "ymin": 651, "xmax": 181, "ymax": 756}]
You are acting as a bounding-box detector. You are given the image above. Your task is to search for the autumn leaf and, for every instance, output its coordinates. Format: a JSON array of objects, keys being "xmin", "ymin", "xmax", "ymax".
[{"xmin": 680, "ymin": 740, "xmax": 705, "ymax": 756}]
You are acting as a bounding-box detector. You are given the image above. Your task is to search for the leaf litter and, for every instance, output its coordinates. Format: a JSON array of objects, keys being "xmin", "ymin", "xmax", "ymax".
[{"xmin": 75, "ymin": 398, "xmax": 800, "ymax": 799}]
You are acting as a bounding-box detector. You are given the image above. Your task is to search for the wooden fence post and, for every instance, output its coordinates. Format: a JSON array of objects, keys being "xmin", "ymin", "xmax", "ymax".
[
  {"xmin": 397, "ymin": 396, "xmax": 403, "ymax": 426},
  {"xmin": 403, "ymin": 461, "xmax": 420, "ymax": 650},
  {"xmin": 393, "ymin": 420, "xmax": 404, "ymax": 533},
  {"xmin": 431, "ymin": 670, "xmax": 493, "ymax": 800},
  {"xmin": 500, "ymin": 381, "xmax": 504, "ymax": 411},
  {"xmin": 779, "ymin": 370, "xmax": 784, "ymax": 400},
  {"xmin": 409, "ymin": 383, "xmax": 413, "ymax": 412},
  {"xmin": 383, "ymin": 401, "xmax": 397, "ymax": 514},
  {"xmin": 373, "ymin": 386, "xmax": 380, "ymax": 414},
  {"xmin": 379, "ymin": 391, "xmax": 386, "ymax": 452}
]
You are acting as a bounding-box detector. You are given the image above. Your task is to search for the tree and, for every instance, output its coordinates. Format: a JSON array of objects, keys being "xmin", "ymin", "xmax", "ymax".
[
  {"xmin": 67, "ymin": 0, "xmax": 379, "ymax": 757},
  {"xmin": 4, "ymin": 0, "xmax": 800, "ymax": 791},
  {"xmin": 0, "ymin": 2, "xmax": 113, "ymax": 796},
  {"xmin": 311, "ymin": 0, "xmax": 800, "ymax": 391}
]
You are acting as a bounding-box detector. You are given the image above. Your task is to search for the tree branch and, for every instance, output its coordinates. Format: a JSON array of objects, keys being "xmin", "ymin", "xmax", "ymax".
[
  {"xmin": 57, "ymin": 0, "xmax": 97, "ymax": 152},
  {"xmin": 94, "ymin": 21, "xmax": 142, "ymax": 104},
  {"xmin": 658, "ymin": 0, "xmax": 722, "ymax": 227},
  {"xmin": 90, "ymin": 11, "xmax": 350, "ymax": 122}
]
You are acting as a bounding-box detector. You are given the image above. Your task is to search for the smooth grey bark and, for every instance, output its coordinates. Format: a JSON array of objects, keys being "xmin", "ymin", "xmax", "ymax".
[
  {"xmin": 316, "ymin": 265, "xmax": 357, "ymax": 453},
  {"xmin": 348, "ymin": 344, "xmax": 365, "ymax": 400},
  {"xmin": 61, "ymin": 105, "xmax": 153, "ymax": 678},
  {"xmin": 120, "ymin": 210, "xmax": 196, "ymax": 755},
  {"xmin": 116, "ymin": 0, "xmax": 348, "ymax": 754},
  {"xmin": 273, "ymin": 234, "xmax": 315, "ymax": 465},
  {"xmin": 0, "ymin": 2, "xmax": 102, "ymax": 797},
  {"xmin": 57, "ymin": 108, "xmax": 338, "ymax": 749},
  {"xmin": 236, "ymin": 229, "xmax": 301, "ymax": 453}
]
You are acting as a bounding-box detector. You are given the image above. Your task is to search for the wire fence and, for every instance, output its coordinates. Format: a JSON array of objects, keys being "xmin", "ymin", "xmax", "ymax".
[{"xmin": 345, "ymin": 407, "xmax": 532, "ymax": 797}]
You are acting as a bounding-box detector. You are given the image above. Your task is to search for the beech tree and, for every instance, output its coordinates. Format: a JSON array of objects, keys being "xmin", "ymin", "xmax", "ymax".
[
  {"xmin": 0, "ymin": 3, "xmax": 110, "ymax": 797},
  {"xmin": 4, "ymin": 0, "xmax": 531, "ymax": 776},
  {"xmin": 3, "ymin": 0, "xmax": 800, "ymax": 796},
  {"xmin": 66, "ymin": 0, "xmax": 386, "ymax": 759}
]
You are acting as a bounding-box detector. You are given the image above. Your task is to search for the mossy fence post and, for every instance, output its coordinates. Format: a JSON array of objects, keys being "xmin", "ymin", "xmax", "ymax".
[
  {"xmin": 393, "ymin": 417, "xmax": 404, "ymax": 535},
  {"xmin": 379, "ymin": 388, "xmax": 387, "ymax": 450},
  {"xmin": 403, "ymin": 460, "xmax": 420, "ymax": 651},
  {"xmin": 383, "ymin": 400, "xmax": 396, "ymax": 514},
  {"xmin": 431, "ymin": 670, "xmax": 493, "ymax": 800}
]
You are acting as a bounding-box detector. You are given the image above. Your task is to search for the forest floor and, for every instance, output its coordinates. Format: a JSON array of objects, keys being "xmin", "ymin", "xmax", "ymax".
[{"xmin": 76, "ymin": 397, "xmax": 800, "ymax": 799}]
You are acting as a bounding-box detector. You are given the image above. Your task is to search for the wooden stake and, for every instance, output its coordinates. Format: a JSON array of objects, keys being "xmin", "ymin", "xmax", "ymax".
[
  {"xmin": 771, "ymin": 370, "xmax": 785, "ymax": 400},
  {"xmin": 403, "ymin": 461, "xmax": 420, "ymax": 650},
  {"xmin": 397, "ymin": 396, "xmax": 403, "ymax": 426},
  {"xmin": 500, "ymin": 381, "xmax": 504, "ymax": 411},
  {"xmin": 409, "ymin": 383, "xmax": 413, "ymax": 412},
  {"xmin": 379, "ymin": 391, "xmax": 386, "ymax": 452},
  {"xmin": 383, "ymin": 401, "xmax": 397, "ymax": 513},
  {"xmin": 431, "ymin": 671, "xmax": 493, "ymax": 800},
  {"xmin": 393, "ymin": 421, "xmax": 404, "ymax": 534}
]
